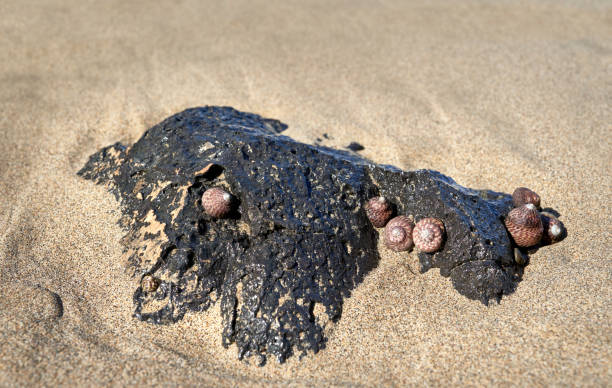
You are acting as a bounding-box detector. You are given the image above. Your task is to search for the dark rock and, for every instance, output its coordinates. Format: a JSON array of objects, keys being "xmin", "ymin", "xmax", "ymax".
[
  {"xmin": 346, "ymin": 142, "xmax": 365, "ymax": 151},
  {"xmin": 78, "ymin": 106, "xmax": 521, "ymax": 364}
]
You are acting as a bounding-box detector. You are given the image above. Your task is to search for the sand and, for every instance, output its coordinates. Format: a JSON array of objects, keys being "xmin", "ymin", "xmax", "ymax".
[{"xmin": 1, "ymin": 0, "xmax": 610, "ymax": 386}]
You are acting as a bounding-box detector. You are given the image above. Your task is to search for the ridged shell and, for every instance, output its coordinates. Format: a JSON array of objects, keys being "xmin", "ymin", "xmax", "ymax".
[
  {"xmin": 504, "ymin": 204, "xmax": 543, "ymax": 247},
  {"xmin": 413, "ymin": 218, "xmax": 445, "ymax": 253},
  {"xmin": 201, "ymin": 187, "xmax": 233, "ymax": 218},
  {"xmin": 541, "ymin": 213, "xmax": 565, "ymax": 245},
  {"xmin": 383, "ymin": 215, "xmax": 415, "ymax": 251},
  {"xmin": 512, "ymin": 187, "xmax": 541, "ymax": 208},
  {"xmin": 365, "ymin": 196, "xmax": 393, "ymax": 228}
]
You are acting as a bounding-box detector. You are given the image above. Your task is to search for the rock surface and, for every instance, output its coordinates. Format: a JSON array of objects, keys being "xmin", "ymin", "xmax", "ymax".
[{"xmin": 78, "ymin": 106, "xmax": 520, "ymax": 364}]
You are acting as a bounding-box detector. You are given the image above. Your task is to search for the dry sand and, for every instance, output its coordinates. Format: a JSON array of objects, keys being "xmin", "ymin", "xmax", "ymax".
[{"xmin": 1, "ymin": 0, "xmax": 610, "ymax": 386}]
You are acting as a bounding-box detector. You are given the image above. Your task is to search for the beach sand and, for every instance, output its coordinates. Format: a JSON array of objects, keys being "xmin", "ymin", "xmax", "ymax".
[{"xmin": 1, "ymin": 0, "xmax": 610, "ymax": 386}]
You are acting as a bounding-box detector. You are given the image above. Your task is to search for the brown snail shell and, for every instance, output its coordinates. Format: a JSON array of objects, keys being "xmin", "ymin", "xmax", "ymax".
[
  {"xmin": 540, "ymin": 213, "xmax": 565, "ymax": 245},
  {"xmin": 383, "ymin": 215, "xmax": 415, "ymax": 251},
  {"xmin": 413, "ymin": 217, "xmax": 445, "ymax": 253},
  {"xmin": 365, "ymin": 196, "xmax": 393, "ymax": 228},
  {"xmin": 201, "ymin": 187, "xmax": 234, "ymax": 218},
  {"xmin": 504, "ymin": 204, "xmax": 543, "ymax": 247},
  {"xmin": 141, "ymin": 275, "xmax": 160, "ymax": 293},
  {"xmin": 512, "ymin": 187, "xmax": 541, "ymax": 208}
]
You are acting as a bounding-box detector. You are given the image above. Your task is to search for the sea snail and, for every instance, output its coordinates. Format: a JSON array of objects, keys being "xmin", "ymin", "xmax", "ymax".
[
  {"xmin": 540, "ymin": 212, "xmax": 565, "ymax": 245},
  {"xmin": 201, "ymin": 187, "xmax": 234, "ymax": 218},
  {"xmin": 384, "ymin": 215, "xmax": 415, "ymax": 251},
  {"xmin": 365, "ymin": 196, "xmax": 393, "ymax": 228},
  {"xmin": 413, "ymin": 217, "xmax": 446, "ymax": 253},
  {"xmin": 512, "ymin": 187, "xmax": 541, "ymax": 208},
  {"xmin": 504, "ymin": 204, "xmax": 543, "ymax": 247}
]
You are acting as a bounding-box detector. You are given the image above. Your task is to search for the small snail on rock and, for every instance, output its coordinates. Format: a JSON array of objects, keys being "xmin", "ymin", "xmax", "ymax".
[
  {"xmin": 413, "ymin": 217, "xmax": 445, "ymax": 253},
  {"xmin": 540, "ymin": 212, "xmax": 565, "ymax": 245},
  {"xmin": 504, "ymin": 204, "xmax": 543, "ymax": 248},
  {"xmin": 384, "ymin": 216, "xmax": 415, "ymax": 252},
  {"xmin": 512, "ymin": 187, "xmax": 541, "ymax": 208},
  {"xmin": 365, "ymin": 196, "xmax": 393, "ymax": 228},
  {"xmin": 201, "ymin": 187, "xmax": 234, "ymax": 218}
]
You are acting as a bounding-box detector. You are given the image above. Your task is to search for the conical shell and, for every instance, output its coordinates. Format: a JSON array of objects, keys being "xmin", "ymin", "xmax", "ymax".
[
  {"xmin": 383, "ymin": 215, "xmax": 415, "ymax": 251},
  {"xmin": 365, "ymin": 196, "xmax": 393, "ymax": 228},
  {"xmin": 413, "ymin": 217, "xmax": 445, "ymax": 253},
  {"xmin": 512, "ymin": 187, "xmax": 541, "ymax": 208},
  {"xmin": 541, "ymin": 214, "xmax": 565, "ymax": 245},
  {"xmin": 504, "ymin": 204, "xmax": 543, "ymax": 247},
  {"xmin": 201, "ymin": 187, "xmax": 233, "ymax": 218}
]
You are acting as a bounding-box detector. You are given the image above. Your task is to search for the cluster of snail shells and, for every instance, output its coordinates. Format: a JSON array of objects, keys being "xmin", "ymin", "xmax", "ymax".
[
  {"xmin": 365, "ymin": 196, "xmax": 445, "ymax": 253},
  {"xmin": 505, "ymin": 187, "xmax": 565, "ymax": 248}
]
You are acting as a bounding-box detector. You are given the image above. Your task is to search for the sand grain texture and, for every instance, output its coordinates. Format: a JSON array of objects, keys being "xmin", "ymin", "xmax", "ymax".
[{"xmin": 1, "ymin": 0, "xmax": 610, "ymax": 386}]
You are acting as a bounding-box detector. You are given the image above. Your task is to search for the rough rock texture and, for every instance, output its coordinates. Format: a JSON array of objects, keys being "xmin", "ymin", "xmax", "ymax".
[{"xmin": 78, "ymin": 106, "xmax": 520, "ymax": 364}]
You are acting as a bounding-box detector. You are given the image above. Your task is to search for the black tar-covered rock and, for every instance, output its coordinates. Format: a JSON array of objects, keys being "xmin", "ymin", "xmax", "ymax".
[
  {"xmin": 346, "ymin": 142, "xmax": 365, "ymax": 151},
  {"xmin": 78, "ymin": 106, "xmax": 520, "ymax": 365}
]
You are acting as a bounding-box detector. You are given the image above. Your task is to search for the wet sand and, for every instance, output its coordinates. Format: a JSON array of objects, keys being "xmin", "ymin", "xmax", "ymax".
[{"xmin": 1, "ymin": 0, "xmax": 610, "ymax": 386}]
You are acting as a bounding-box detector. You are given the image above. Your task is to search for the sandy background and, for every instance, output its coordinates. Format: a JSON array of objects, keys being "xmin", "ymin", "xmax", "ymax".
[{"xmin": 1, "ymin": 0, "xmax": 610, "ymax": 386}]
